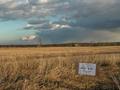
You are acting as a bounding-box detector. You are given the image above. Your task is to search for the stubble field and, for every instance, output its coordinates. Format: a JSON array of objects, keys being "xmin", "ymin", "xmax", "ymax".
[{"xmin": 0, "ymin": 46, "xmax": 120, "ymax": 90}]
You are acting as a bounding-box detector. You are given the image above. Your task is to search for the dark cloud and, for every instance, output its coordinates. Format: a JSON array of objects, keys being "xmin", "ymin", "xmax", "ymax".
[
  {"xmin": 0, "ymin": 0, "xmax": 120, "ymax": 44},
  {"xmin": 36, "ymin": 28, "xmax": 120, "ymax": 44},
  {"xmin": 28, "ymin": 19, "xmax": 49, "ymax": 25},
  {"xmin": 69, "ymin": 19, "xmax": 120, "ymax": 29},
  {"xmin": 1, "ymin": 0, "xmax": 120, "ymax": 29}
]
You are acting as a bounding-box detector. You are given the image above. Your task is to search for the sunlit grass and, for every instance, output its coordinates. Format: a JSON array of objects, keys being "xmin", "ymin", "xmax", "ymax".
[{"xmin": 0, "ymin": 46, "xmax": 120, "ymax": 90}]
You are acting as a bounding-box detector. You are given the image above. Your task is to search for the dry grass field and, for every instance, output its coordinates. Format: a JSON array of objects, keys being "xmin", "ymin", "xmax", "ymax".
[{"xmin": 0, "ymin": 46, "xmax": 120, "ymax": 90}]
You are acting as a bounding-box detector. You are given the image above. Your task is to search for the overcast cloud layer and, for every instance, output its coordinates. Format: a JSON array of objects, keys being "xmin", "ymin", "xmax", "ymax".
[{"xmin": 0, "ymin": 0, "xmax": 120, "ymax": 44}]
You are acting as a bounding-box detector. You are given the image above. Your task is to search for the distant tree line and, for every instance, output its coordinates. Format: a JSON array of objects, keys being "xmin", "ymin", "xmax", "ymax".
[{"xmin": 0, "ymin": 42, "xmax": 120, "ymax": 47}]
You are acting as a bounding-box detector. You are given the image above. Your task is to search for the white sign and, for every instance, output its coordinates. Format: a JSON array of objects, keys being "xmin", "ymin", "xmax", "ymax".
[{"xmin": 78, "ymin": 63, "xmax": 96, "ymax": 76}]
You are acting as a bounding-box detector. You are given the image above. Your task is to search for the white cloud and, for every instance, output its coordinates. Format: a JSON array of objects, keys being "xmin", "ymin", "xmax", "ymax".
[
  {"xmin": 61, "ymin": 25, "xmax": 71, "ymax": 28},
  {"xmin": 26, "ymin": 24, "xmax": 34, "ymax": 27},
  {"xmin": 51, "ymin": 24, "xmax": 71, "ymax": 30},
  {"xmin": 22, "ymin": 35, "xmax": 36, "ymax": 41},
  {"xmin": 0, "ymin": 0, "xmax": 12, "ymax": 4},
  {"xmin": 39, "ymin": 0, "xmax": 48, "ymax": 3}
]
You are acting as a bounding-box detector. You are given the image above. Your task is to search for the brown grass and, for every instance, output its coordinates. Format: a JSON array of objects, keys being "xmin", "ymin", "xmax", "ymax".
[{"xmin": 0, "ymin": 46, "xmax": 120, "ymax": 90}]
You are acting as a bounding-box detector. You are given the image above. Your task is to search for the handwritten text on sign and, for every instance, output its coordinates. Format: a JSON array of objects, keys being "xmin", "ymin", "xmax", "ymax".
[{"xmin": 79, "ymin": 63, "xmax": 96, "ymax": 76}]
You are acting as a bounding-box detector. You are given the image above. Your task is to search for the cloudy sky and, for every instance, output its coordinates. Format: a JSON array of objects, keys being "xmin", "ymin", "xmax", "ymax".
[{"xmin": 0, "ymin": 0, "xmax": 120, "ymax": 44}]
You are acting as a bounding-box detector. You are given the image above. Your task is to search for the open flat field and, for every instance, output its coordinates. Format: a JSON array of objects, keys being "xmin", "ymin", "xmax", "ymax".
[{"xmin": 0, "ymin": 46, "xmax": 120, "ymax": 90}]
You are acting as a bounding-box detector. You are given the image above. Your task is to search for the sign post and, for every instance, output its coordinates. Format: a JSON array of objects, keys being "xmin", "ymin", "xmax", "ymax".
[{"xmin": 78, "ymin": 63, "xmax": 96, "ymax": 76}]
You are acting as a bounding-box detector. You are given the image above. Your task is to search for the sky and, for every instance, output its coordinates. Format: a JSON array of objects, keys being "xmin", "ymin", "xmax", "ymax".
[{"xmin": 0, "ymin": 0, "xmax": 120, "ymax": 44}]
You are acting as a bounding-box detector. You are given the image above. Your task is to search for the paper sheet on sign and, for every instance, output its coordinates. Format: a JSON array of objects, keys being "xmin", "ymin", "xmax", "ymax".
[{"xmin": 79, "ymin": 63, "xmax": 96, "ymax": 76}]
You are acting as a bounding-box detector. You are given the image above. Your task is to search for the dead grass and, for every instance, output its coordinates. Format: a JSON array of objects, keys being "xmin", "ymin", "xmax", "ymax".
[{"xmin": 0, "ymin": 46, "xmax": 120, "ymax": 90}]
